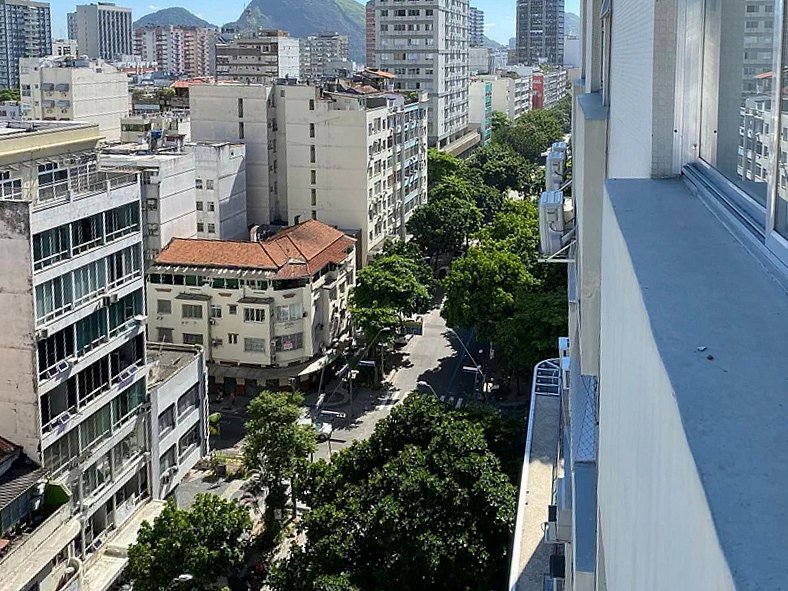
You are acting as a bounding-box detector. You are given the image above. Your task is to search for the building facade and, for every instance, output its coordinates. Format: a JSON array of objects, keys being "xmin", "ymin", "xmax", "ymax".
[
  {"xmin": 468, "ymin": 78, "xmax": 492, "ymax": 145},
  {"xmin": 372, "ymin": 0, "xmax": 471, "ymax": 151},
  {"xmin": 133, "ymin": 26, "xmax": 217, "ymax": 77},
  {"xmin": 531, "ymin": 68, "xmax": 567, "ymax": 109},
  {"xmin": 52, "ymin": 38, "xmax": 78, "ymax": 57},
  {"xmin": 274, "ymin": 81, "xmax": 428, "ymax": 260},
  {"xmin": 0, "ymin": 0, "xmax": 51, "ymax": 90},
  {"xmin": 469, "ymin": 46, "xmax": 491, "ymax": 75},
  {"xmin": 300, "ymin": 33, "xmax": 349, "ymax": 81},
  {"xmin": 147, "ymin": 219, "xmax": 356, "ymax": 389},
  {"xmin": 19, "ymin": 56, "xmax": 129, "ymax": 141},
  {"xmin": 469, "ymin": 6, "xmax": 485, "ymax": 46},
  {"xmin": 215, "ymin": 31, "xmax": 300, "ymax": 84},
  {"xmin": 508, "ymin": 0, "xmax": 788, "ymax": 590},
  {"xmin": 365, "ymin": 0, "xmax": 375, "ymax": 67},
  {"xmin": 515, "ymin": 0, "xmax": 564, "ymax": 65},
  {"xmin": 189, "ymin": 141, "xmax": 248, "ymax": 241},
  {"xmin": 71, "ymin": 2, "xmax": 133, "ymax": 61}
]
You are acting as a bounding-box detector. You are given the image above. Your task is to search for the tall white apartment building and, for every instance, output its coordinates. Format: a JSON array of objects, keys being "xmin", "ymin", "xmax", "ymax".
[
  {"xmin": 189, "ymin": 141, "xmax": 248, "ymax": 240},
  {"xmin": 477, "ymin": 72, "xmax": 532, "ymax": 120},
  {"xmin": 300, "ymin": 32, "xmax": 350, "ymax": 80},
  {"xmin": 190, "ymin": 83, "xmax": 274, "ymax": 226},
  {"xmin": 70, "ymin": 2, "xmax": 133, "ymax": 61},
  {"xmin": 133, "ymin": 25, "xmax": 217, "ymax": 77},
  {"xmin": 373, "ymin": 0, "xmax": 472, "ymax": 151},
  {"xmin": 0, "ymin": 0, "xmax": 51, "ymax": 90},
  {"xmin": 19, "ymin": 56, "xmax": 129, "ymax": 141},
  {"xmin": 52, "ymin": 38, "xmax": 78, "ymax": 57},
  {"xmin": 101, "ymin": 143, "xmax": 198, "ymax": 265},
  {"xmin": 215, "ymin": 30, "xmax": 300, "ymax": 84},
  {"xmin": 0, "ymin": 120, "xmax": 209, "ymax": 591},
  {"xmin": 275, "ymin": 81, "xmax": 428, "ymax": 259},
  {"xmin": 508, "ymin": 0, "xmax": 788, "ymax": 590},
  {"xmin": 469, "ymin": 6, "xmax": 484, "ymax": 46}
]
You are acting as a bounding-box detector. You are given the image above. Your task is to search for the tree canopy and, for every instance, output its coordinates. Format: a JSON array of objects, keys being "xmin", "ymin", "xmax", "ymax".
[
  {"xmin": 407, "ymin": 193, "xmax": 482, "ymax": 264},
  {"xmin": 267, "ymin": 394, "xmax": 516, "ymax": 591},
  {"xmin": 352, "ymin": 253, "xmax": 433, "ymax": 317},
  {"xmin": 466, "ymin": 144, "xmax": 531, "ymax": 193},
  {"xmin": 427, "ymin": 148, "xmax": 465, "ymax": 186},
  {"xmin": 127, "ymin": 494, "xmax": 252, "ymax": 591}
]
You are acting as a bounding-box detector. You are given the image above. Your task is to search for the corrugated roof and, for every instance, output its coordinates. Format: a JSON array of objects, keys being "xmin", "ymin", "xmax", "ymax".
[
  {"xmin": 155, "ymin": 219, "xmax": 355, "ymax": 279},
  {"xmin": 0, "ymin": 458, "xmax": 45, "ymax": 510}
]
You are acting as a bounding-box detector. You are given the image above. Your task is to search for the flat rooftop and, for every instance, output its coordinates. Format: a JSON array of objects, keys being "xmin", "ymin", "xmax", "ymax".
[
  {"xmin": 146, "ymin": 344, "xmax": 200, "ymax": 388},
  {"xmin": 0, "ymin": 120, "xmax": 95, "ymax": 138}
]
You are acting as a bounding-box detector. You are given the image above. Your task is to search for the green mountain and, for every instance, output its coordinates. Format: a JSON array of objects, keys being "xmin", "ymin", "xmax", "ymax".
[
  {"xmin": 565, "ymin": 12, "xmax": 580, "ymax": 37},
  {"xmin": 133, "ymin": 7, "xmax": 217, "ymax": 29},
  {"xmin": 227, "ymin": 0, "xmax": 366, "ymax": 62}
]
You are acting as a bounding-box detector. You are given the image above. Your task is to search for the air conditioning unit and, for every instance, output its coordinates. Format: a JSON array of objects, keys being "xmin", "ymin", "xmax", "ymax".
[
  {"xmin": 103, "ymin": 293, "xmax": 119, "ymax": 306},
  {"xmin": 211, "ymin": 338, "xmax": 223, "ymax": 347},
  {"xmin": 35, "ymin": 327, "xmax": 49, "ymax": 340},
  {"xmin": 545, "ymin": 150, "xmax": 565, "ymax": 191},
  {"xmin": 133, "ymin": 314, "xmax": 147, "ymax": 326},
  {"xmin": 558, "ymin": 337, "xmax": 570, "ymax": 389},
  {"xmin": 544, "ymin": 504, "xmax": 573, "ymax": 544},
  {"xmin": 539, "ymin": 191, "xmax": 565, "ymax": 256}
]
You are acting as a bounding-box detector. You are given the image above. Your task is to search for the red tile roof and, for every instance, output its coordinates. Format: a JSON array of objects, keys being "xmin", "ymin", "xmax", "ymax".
[
  {"xmin": 0, "ymin": 436, "xmax": 20, "ymax": 463},
  {"xmin": 155, "ymin": 219, "xmax": 355, "ymax": 279}
]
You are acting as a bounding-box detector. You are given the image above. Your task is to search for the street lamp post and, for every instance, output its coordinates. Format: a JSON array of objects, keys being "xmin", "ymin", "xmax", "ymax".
[
  {"xmin": 167, "ymin": 574, "xmax": 194, "ymax": 590},
  {"xmin": 416, "ymin": 381, "xmax": 438, "ymax": 398}
]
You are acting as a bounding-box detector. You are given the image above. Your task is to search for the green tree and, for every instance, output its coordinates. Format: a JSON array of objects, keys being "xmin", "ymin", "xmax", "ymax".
[
  {"xmin": 466, "ymin": 144, "xmax": 530, "ymax": 193},
  {"xmin": 349, "ymin": 306, "xmax": 400, "ymax": 346},
  {"xmin": 269, "ymin": 394, "xmax": 516, "ymax": 591},
  {"xmin": 427, "ymin": 148, "xmax": 465, "ymax": 186},
  {"xmin": 0, "ymin": 88, "xmax": 19, "ymax": 102},
  {"xmin": 490, "ymin": 110, "xmax": 511, "ymax": 134},
  {"xmin": 127, "ymin": 494, "xmax": 252, "ymax": 591},
  {"xmin": 441, "ymin": 245, "xmax": 534, "ymax": 340},
  {"xmin": 244, "ymin": 390, "xmax": 316, "ymax": 515},
  {"xmin": 429, "ymin": 174, "xmax": 505, "ymax": 225},
  {"xmin": 407, "ymin": 194, "xmax": 482, "ymax": 266},
  {"xmin": 494, "ymin": 109, "xmax": 564, "ymax": 162},
  {"xmin": 351, "ymin": 253, "xmax": 433, "ymax": 317},
  {"xmin": 477, "ymin": 200, "xmax": 541, "ymax": 266}
]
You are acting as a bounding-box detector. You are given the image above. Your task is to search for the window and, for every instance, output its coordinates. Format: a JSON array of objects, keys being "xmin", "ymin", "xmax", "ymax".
[
  {"xmin": 208, "ymin": 223, "xmax": 216, "ymax": 234},
  {"xmin": 35, "ymin": 275, "xmax": 73, "ymax": 322},
  {"xmin": 183, "ymin": 333, "xmax": 203, "ymax": 346},
  {"xmin": 244, "ymin": 307, "xmax": 265, "ymax": 322},
  {"xmin": 157, "ymin": 299, "xmax": 172, "ymax": 314},
  {"xmin": 275, "ymin": 302, "xmax": 304, "ymax": 322},
  {"xmin": 238, "ymin": 122, "xmax": 245, "ymax": 139},
  {"xmin": 244, "ymin": 337, "xmax": 266, "ymax": 352},
  {"xmin": 196, "ymin": 179, "xmax": 203, "ymax": 189},
  {"xmin": 179, "ymin": 425, "xmax": 199, "ymax": 459},
  {"xmin": 159, "ymin": 445, "xmax": 176, "ymax": 475},
  {"xmin": 159, "ymin": 405, "xmax": 175, "ymax": 435},
  {"xmin": 177, "ymin": 384, "xmax": 199, "ymax": 417},
  {"xmin": 229, "ymin": 305, "xmax": 238, "ymax": 315},
  {"xmin": 311, "ymin": 188, "xmax": 317, "ymax": 206},
  {"xmin": 210, "ymin": 304, "xmax": 222, "ymax": 318},
  {"xmin": 72, "ymin": 260, "xmax": 105, "ymax": 306},
  {"xmin": 107, "ymin": 246, "xmax": 141, "ymax": 287},
  {"xmin": 228, "ymin": 333, "xmax": 238, "ymax": 344},
  {"xmin": 309, "ymin": 123, "xmax": 315, "ymax": 138},
  {"xmin": 157, "ymin": 327, "xmax": 173, "ymax": 342},
  {"xmin": 72, "ymin": 214, "xmax": 104, "ymax": 254},
  {"xmin": 310, "ymin": 145, "xmax": 316, "ymax": 163},
  {"xmin": 105, "ymin": 203, "xmax": 139, "ymax": 241},
  {"xmin": 206, "ymin": 179, "xmax": 214, "ymax": 190},
  {"xmin": 237, "ymin": 97, "xmax": 244, "ymax": 118},
  {"xmin": 311, "ymin": 170, "xmax": 316, "ymax": 184},
  {"xmin": 309, "ymin": 99, "xmax": 315, "ymax": 111},
  {"xmin": 33, "ymin": 225, "xmax": 70, "ymax": 270},
  {"xmin": 182, "ymin": 304, "xmax": 202, "ymax": 319},
  {"xmin": 275, "ymin": 332, "xmax": 304, "ymax": 352},
  {"xmin": 196, "ymin": 201, "xmax": 203, "ymax": 210},
  {"xmin": 0, "ymin": 171, "xmax": 22, "ymax": 200},
  {"xmin": 197, "ymin": 222, "xmax": 204, "ymax": 232},
  {"xmin": 207, "ymin": 202, "xmax": 215, "ymax": 212}
]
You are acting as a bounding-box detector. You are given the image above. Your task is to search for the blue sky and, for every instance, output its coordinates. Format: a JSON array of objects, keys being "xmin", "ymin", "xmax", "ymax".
[{"xmin": 48, "ymin": 0, "xmax": 580, "ymax": 44}]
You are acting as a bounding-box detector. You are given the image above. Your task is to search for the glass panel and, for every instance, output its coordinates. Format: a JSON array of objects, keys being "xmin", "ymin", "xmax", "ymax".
[
  {"xmin": 701, "ymin": 0, "xmax": 776, "ymax": 207},
  {"xmin": 776, "ymin": 3, "xmax": 788, "ymax": 237}
]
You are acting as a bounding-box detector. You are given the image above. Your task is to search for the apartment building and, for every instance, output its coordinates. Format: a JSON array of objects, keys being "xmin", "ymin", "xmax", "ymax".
[
  {"xmin": 508, "ymin": 0, "xmax": 788, "ymax": 589},
  {"xmin": 515, "ymin": 0, "xmax": 564, "ymax": 65},
  {"xmin": 189, "ymin": 141, "xmax": 248, "ymax": 240},
  {"xmin": 0, "ymin": 120, "xmax": 209, "ymax": 591},
  {"xmin": 120, "ymin": 112, "xmax": 191, "ymax": 143},
  {"xmin": 300, "ymin": 32, "xmax": 349, "ymax": 81},
  {"xmin": 365, "ymin": 0, "xmax": 375, "ymax": 67},
  {"xmin": 468, "ymin": 78, "xmax": 492, "ymax": 145},
  {"xmin": 133, "ymin": 25, "xmax": 218, "ymax": 77},
  {"xmin": 190, "ymin": 82, "xmax": 274, "ymax": 225},
  {"xmin": 0, "ymin": 0, "xmax": 51, "ymax": 90},
  {"xmin": 52, "ymin": 38, "xmax": 78, "ymax": 57},
  {"xmin": 275, "ymin": 80, "xmax": 428, "ymax": 259},
  {"xmin": 0, "ymin": 100, "xmax": 21, "ymax": 120},
  {"xmin": 469, "ymin": 46, "xmax": 491, "ymax": 75},
  {"xmin": 531, "ymin": 68, "xmax": 567, "ymax": 109},
  {"xmin": 477, "ymin": 72, "xmax": 532, "ymax": 120},
  {"xmin": 101, "ymin": 142, "xmax": 198, "ymax": 265},
  {"xmin": 469, "ymin": 6, "xmax": 484, "ymax": 46},
  {"xmin": 215, "ymin": 30, "xmax": 300, "ymax": 84},
  {"xmin": 19, "ymin": 56, "xmax": 129, "ymax": 141},
  {"xmin": 70, "ymin": 2, "xmax": 133, "ymax": 61},
  {"xmin": 147, "ymin": 219, "xmax": 356, "ymax": 389},
  {"xmin": 372, "ymin": 0, "xmax": 473, "ymax": 152}
]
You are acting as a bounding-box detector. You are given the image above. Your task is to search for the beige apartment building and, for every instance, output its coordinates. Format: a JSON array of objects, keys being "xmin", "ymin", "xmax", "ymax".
[
  {"xmin": 20, "ymin": 56, "xmax": 129, "ymax": 141},
  {"xmin": 215, "ymin": 30, "xmax": 300, "ymax": 84},
  {"xmin": 147, "ymin": 219, "xmax": 355, "ymax": 389},
  {"xmin": 133, "ymin": 25, "xmax": 218, "ymax": 77}
]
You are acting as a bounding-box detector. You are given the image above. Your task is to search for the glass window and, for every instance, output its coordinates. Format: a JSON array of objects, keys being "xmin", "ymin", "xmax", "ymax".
[
  {"xmin": 35, "ymin": 275, "xmax": 73, "ymax": 323},
  {"xmin": 177, "ymin": 384, "xmax": 199, "ymax": 417},
  {"xmin": 160, "ymin": 445, "xmax": 176, "ymax": 474},
  {"xmin": 33, "ymin": 225, "xmax": 70, "ymax": 270},
  {"xmin": 182, "ymin": 304, "xmax": 202, "ymax": 319},
  {"xmin": 179, "ymin": 425, "xmax": 199, "ymax": 460},
  {"xmin": 72, "ymin": 260, "xmax": 105, "ymax": 306},
  {"xmin": 244, "ymin": 337, "xmax": 266, "ymax": 352},
  {"xmin": 159, "ymin": 405, "xmax": 175, "ymax": 435},
  {"xmin": 157, "ymin": 327, "xmax": 173, "ymax": 342},
  {"xmin": 275, "ymin": 302, "xmax": 304, "ymax": 322},
  {"xmin": 776, "ymin": 7, "xmax": 788, "ymax": 238},
  {"xmin": 228, "ymin": 333, "xmax": 238, "ymax": 344},
  {"xmin": 207, "ymin": 223, "xmax": 215, "ymax": 234},
  {"xmin": 700, "ymin": 0, "xmax": 776, "ymax": 208},
  {"xmin": 206, "ymin": 180, "xmax": 214, "ymax": 190},
  {"xmin": 196, "ymin": 201, "xmax": 203, "ymax": 210},
  {"xmin": 157, "ymin": 299, "xmax": 172, "ymax": 314},
  {"xmin": 274, "ymin": 332, "xmax": 304, "ymax": 352},
  {"xmin": 229, "ymin": 305, "xmax": 238, "ymax": 315},
  {"xmin": 243, "ymin": 307, "xmax": 265, "ymax": 322},
  {"xmin": 210, "ymin": 304, "xmax": 222, "ymax": 318},
  {"xmin": 183, "ymin": 333, "xmax": 203, "ymax": 345}
]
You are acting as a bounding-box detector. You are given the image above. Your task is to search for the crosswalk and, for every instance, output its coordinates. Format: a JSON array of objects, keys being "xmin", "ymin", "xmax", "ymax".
[
  {"xmin": 439, "ymin": 394, "xmax": 466, "ymax": 409},
  {"xmin": 382, "ymin": 389, "xmax": 466, "ymax": 409}
]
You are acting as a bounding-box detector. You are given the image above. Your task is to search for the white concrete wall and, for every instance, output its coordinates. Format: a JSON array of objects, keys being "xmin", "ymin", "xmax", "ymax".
[
  {"xmin": 190, "ymin": 84, "xmax": 273, "ymax": 225},
  {"xmin": 597, "ymin": 192, "xmax": 736, "ymax": 591},
  {"xmin": 191, "ymin": 143, "xmax": 248, "ymax": 240},
  {"xmin": 0, "ymin": 201, "xmax": 39, "ymax": 459}
]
